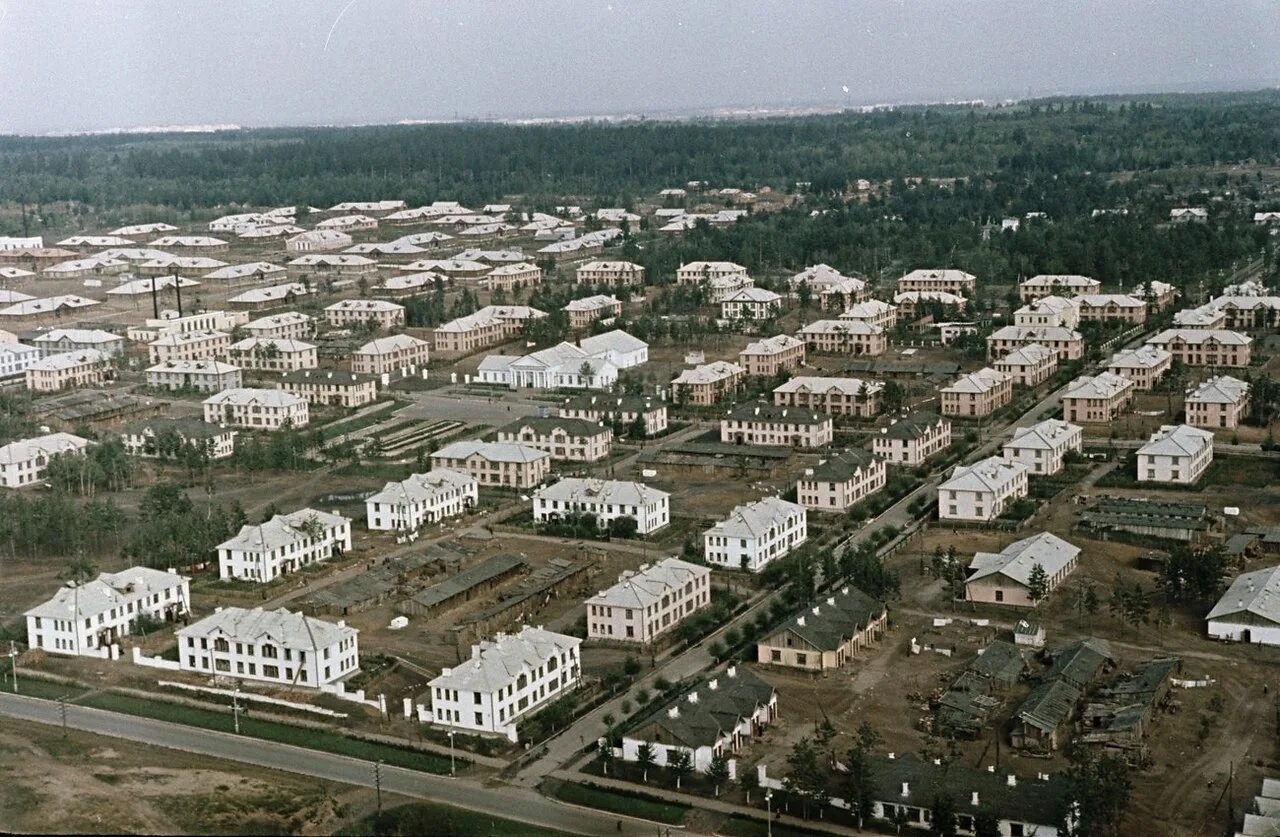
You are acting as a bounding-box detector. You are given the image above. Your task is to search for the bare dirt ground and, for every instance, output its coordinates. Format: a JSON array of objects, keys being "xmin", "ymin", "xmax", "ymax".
[{"xmin": 0, "ymin": 717, "xmax": 378, "ymax": 835}]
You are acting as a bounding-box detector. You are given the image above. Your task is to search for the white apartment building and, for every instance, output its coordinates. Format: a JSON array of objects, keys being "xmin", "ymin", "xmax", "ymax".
[
  {"xmin": 25, "ymin": 349, "xmax": 112, "ymax": 392},
  {"xmin": 427, "ymin": 626, "xmax": 581, "ymax": 741},
  {"xmin": 533, "ymin": 477, "xmax": 671, "ymax": 534},
  {"xmin": 352, "ymin": 334, "xmax": 431, "ymax": 376},
  {"xmin": 0, "ymin": 341, "xmax": 40, "ymax": 378},
  {"xmin": 721, "ymin": 287, "xmax": 783, "ymax": 321},
  {"xmin": 178, "ymin": 606, "xmax": 358, "ymax": 688},
  {"xmin": 1137, "ymin": 424, "xmax": 1214, "ymax": 485},
  {"xmin": 429, "ymin": 440, "xmax": 551, "ymax": 489},
  {"xmin": 1060, "ymin": 372, "xmax": 1135, "ymax": 424},
  {"xmin": 324, "ymin": 299, "xmax": 406, "ymax": 330},
  {"xmin": 586, "ymin": 558, "xmax": 711, "ymax": 644},
  {"xmin": 1002, "ymin": 419, "xmax": 1083, "ymax": 476},
  {"xmin": 873, "ymin": 413, "xmax": 953, "ymax": 465},
  {"xmin": 940, "ymin": 367, "xmax": 1013, "ymax": 418},
  {"xmin": 993, "ymin": 343, "xmax": 1058, "ymax": 387},
  {"xmin": 120, "ymin": 418, "xmax": 237, "ymax": 461},
  {"xmin": 26, "ymin": 567, "xmax": 190, "ymax": 657},
  {"xmin": 576, "ymin": 260, "xmax": 645, "ymax": 287},
  {"xmin": 147, "ymin": 359, "xmax": 242, "ymax": 393},
  {"xmin": 243, "ymin": 311, "xmax": 315, "ymax": 341},
  {"xmin": 796, "ymin": 450, "xmax": 887, "ymax": 512},
  {"xmin": 496, "ymin": 417, "xmax": 613, "ymax": 462},
  {"xmin": 1019, "ymin": 274, "xmax": 1100, "ymax": 302},
  {"xmin": 772, "ymin": 375, "xmax": 883, "ymax": 418},
  {"xmin": 1206, "ymin": 566, "xmax": 1280, "ymax": 645},
  {"xmin": 721, "ymin": 403, "xmax": 833, "ymax": 448},
  {"xmin": 203, "ymin": 387, "xmax": 310, "ymax": 430},
  {"xmin": 897, "ymin": 268, "xmax": 976, "ymax": 296},
  {"xmin": 0, "ymin": 432, "xmax": 91, "ymax": 488},
  {"xmin": 147, "ymin": 330, "xmax": 232, "ymax": 364},
  {"xmin": 217, "ymin": 508, "xmax": 352, "ymax": 582},
  {"xmin": 937, "ymin": 456, "xmax": 1030, "ymax": 522},
  {"xmin": 365, "ymin": 469, "xmax": 478, "ymax": 533},
  {"xmin": 227, "ymin": 337, "xmax": 319, "ymax": 372},
  {"xmin": 1106, "ymin": 345, "xmax": 1173, "ymax": 390},
  {"xmin": 1014, "ymin": 296, "xmax": 1080, "ymax": 329},
  {"xmin": 703, "ymin": 497, "xmax": 808, "ymax": 572},
  {"xmin": 839, "ymin": 299, "xmax": 896, "ymax": 330},
  {"xmin": 1185, "ymin": 375, "xmax": 1250, "ymax": 430}
]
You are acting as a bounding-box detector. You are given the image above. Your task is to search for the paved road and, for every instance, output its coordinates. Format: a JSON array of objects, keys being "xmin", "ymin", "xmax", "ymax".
[{"xmin": 0, "ymin": 692, "xmax": 682, "ymax": 837}]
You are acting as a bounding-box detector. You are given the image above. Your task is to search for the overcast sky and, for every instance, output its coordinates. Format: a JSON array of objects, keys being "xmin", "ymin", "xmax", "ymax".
[{"xmin": 1, "ymin": 0, "xmax": 1278, "ymax": 134}]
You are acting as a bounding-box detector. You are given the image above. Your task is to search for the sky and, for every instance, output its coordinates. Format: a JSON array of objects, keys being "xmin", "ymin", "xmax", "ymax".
[{"xmin": 0, "ymin": 0, "xmax": 1278, "ymax": 134}]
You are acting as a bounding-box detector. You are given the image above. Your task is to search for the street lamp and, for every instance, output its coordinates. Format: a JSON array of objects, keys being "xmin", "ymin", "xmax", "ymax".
[
  {"xmin": 448, "ymin": 729, "xmax": 456, "ymax": 776},
  {"xmin": 7, "ymin": 642, "xmax": 18, "ymax": 694},
  {"xmin": 765, "ymin": 789, "xmax": 773, "ymax": 837}
]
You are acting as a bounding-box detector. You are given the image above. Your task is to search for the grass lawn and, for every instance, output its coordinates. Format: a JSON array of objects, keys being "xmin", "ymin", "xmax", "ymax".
[
  {"xmin": 552, "ymin": 781, "xmax": 689, "ymax": 825},
  {"xmin": 8, "ymin": 678, "xmax": 87, "ymax": 701},
  {"xmin": 337, "ymin": 801, "xmax": 565, "ymax": 837},
  {"xmin": 719, "ymin": 814, "xmax": 829, "ymax": 837},
  {"xmin": 78, "ymin": 692, "xmax": 458, "ymax": 774}
]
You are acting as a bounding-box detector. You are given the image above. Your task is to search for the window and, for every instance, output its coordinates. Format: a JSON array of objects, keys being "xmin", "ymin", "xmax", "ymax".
[{"xmin": 771, "ymin": 649, "xmax": 781, "ymax": 662}]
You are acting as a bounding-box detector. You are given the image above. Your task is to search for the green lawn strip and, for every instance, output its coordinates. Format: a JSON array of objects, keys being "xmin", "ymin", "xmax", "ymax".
[
  {"xmin": 79, "ymin": 692, "xmax": 457, "ymax": 774},
  {"xmin": 552, "ymin": 781, "xmax": 689, "ymax": 824},
  {"xmin": 719, "ymin": 815, "xmax": 830, "ymax": 837},
  {"xmin": 10, "ymin": 678, "xmax": 86, "ymax": 701},
  {"xmin": 337, "ymin": 801, "xmax": 566, "ymax": 837}
]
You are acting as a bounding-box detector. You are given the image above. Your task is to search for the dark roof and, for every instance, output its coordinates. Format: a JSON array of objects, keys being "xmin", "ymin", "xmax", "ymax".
[
  {"xmin": 880, "ymin": 412, "xmax": 947, "ymax": 441},
  {"xmin": 765, "ymin": 586, "xmax": 885, "ymax": 652},
  {"xmin": 1103, "ymin": 657, "xmax": 1180, "ymax": 703},
  {"xmin": 405, "ymin": 554, "xmax": 525, "ymax": 610},
  {"xmin": 121, "ymin": 417, "xmax": 229, "ymax": 439},
  {"xmin": 498, "ymin": 415, "xmax": 610, "ymax": 438},
  {"xmin": 968, "ymin": 640, "xmax": 1028, "ymax": 684},
  {"xmin": 632, "ymin": 667, "xmax": 775, "ymax": 750},
  {"xmin": 560, "ymin": 393, "xmax": 664, "ymax": 414},
  {"xmin": 1043, "ymin": 638, "xmax": 1114, "ymax": 689},
  {"xmin": 807, "ymin": 449, "xmax": 881, "ymax": 482},
  {"xmin": 724, "ymin": 401, "xmax": 828, "ymax": 426},
  {"xmin": 1015, "ymin": 679, "xmax": 1081, "ymax": 734},
  {"xmin": 279, "ymin": 367, "xmax": 374, "ymax": 386},
  {"xmin": 1224, "ymin": 533, "xmax": 1260, "ymax": 556},
  {"xmin": 867, "ymin": 754, "xmax": 1071, "ymax": 827}
]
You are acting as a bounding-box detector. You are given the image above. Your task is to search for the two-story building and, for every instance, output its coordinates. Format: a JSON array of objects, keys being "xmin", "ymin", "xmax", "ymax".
[
  {"xmin": 796, "ymin": 450, "xmax": 886, "ymax": 512},
  {"xmin": 796, "ymin": 319, "xmax": 887, "ymax": 356},
  {"xmin": 324, "ymin": 299, "xmax": 406, "ymax": 330},
  {"xmin": 987, "ymin": 325, "xmax": 1083, "ymax": 362},
  {"xmin": 586, "ymin": 558, "xmax": 710, "ymax": 644},
  {"xmin": 217, "ymin": 508, "xmax": 352, "ymax": 581},
  {"xmin": 365, "ymin": 469, "xmax": 478, "ymax": 532},
  {"xmin": 120, "ymin": 418, "xmax": 237, "ymax": 461},
  {"xmin": 26, "ymin": 567, "xmax": 190, "ymax": 656},
  {"xmin": 1073, "ymin": 294, "xmax": 1148, "ymax": 324},
  {"xmin": 25, "ymin": 349, "xmax": 112, "ymax": 392},
  {"xmin": 497, "ymin": 416, "xmax": 613, "ymax": 462},
  {"xmin": 203, "ymin": 387, "xmax": 310, "ymax": 430},
  {"xmin": 564, "ymin": 294, "xmax": 624, "ymax": 330},
  {"xmin": 940, "ymin": 368, "xmax": 1013, "ymax": 418},
  {"xmin": 351, "ymin": 334, "xmax": 430, "ymax": 376},
  {"xmin": 1184, "ymin": 375, "xmax": 1249, "ymax": 430},
  {"xmin": 1106, "ymin": 345, "xmax": 1173, "ymax": 390},
  {"xmin": 147, "ymin": 330, "xmax": 232, "ymax": 364},
  {"xmin": 576, "ymin": 260, "xmax": 645, "ymax": 287},
  {"xmin": 1002, "ymin": 419, "xmax": 1083, "ymax": 476},
  {"xmin": 897, "ymin": 268, "xmax": 976, "ymax": 296},
  {"xmin": 738, "ymin": 335, "xmax": 805, "ymax": 377},
  {"xmin": 1145, "ymin": 329, "xmax": 1252, "ymax": 368},
  {"xmin": 227, "ymin": 337, "xmax": 319, "ymax": 372},
  {"xmin": 1018, "ymin": 274, "xmax": 1100, "ymax": 302},
  {"xmin": 533, "ymin": 477, "xmax": 670, "ymax": 534},
  {"xmin": 670, "ymin": 361, "xmax": 745, "ymax": 406},
  {"xmin": 937, "ymin": 456, "xmax": 1030, "ymax": 522},
  {"xmin": 0, "ymin": 432, "xmax": 92, "ymax": 488},
  {"xmin": 1013, "ymin": 296, "xmax": 1080, "ymax": 329},
  {"xmin": 838, "ymin": 299, "xmax": 897, "ymax": 330},
  {"xmin": 277, "ymin": 368, "xmax": 378, "ymax": 408},
  {"xmin": 429, "ymin": 440, "xmax": 551, "ymax": 489},
  {"xmin": 1137, "ymin": 424, "xmax": 1214, "ymax": 484},
  {"xmin": 557, "ymin": 393, "xmax": 668, "ymax": 436},
  {"xmin": 703, "ymin": 497, "xmax": 808, "ymax": 572},
  {"xmin": 1059, "ymin": 372, "xmax": 1135, "ymax": 423},
  {"xmin": 772, "ymin": 375, "xmax": 883, "ymax": 418},
  {"xmin": 720, "ymin": 403, "xmax": 833, "ymax": 448},
  {"xmin": 993, "ymin": 343, "xmax": 1058, "ymax": 387},
  {"xmin": 243, "ymin": 311, "xmax": 315, "ymax": 341},
  {"xmin": 872, "ymin": 413, "xmax": 952, "ymax": 466},
  {"xmin": 178, "ymin": 606, "xmax": 358, "ymax": 687},
  {"xmin": 721, "ymin": 287, "xmax": 783, "ymax": 322},
  {"xmin": 147, "ymin": 359, "xmax": 242, "ymax": 393}
]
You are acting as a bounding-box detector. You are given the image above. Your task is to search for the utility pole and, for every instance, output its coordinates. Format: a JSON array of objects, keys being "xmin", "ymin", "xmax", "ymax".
[
  {"xmin": 232, "ymin": 686, "xmax": 241, "ymax": 734},
  {"xmin": 374, "ymin": 760, "xmax": 383, "ymax": 814},
  {"xmin": 59, "ymin": 694, "xmax": 69, "ymax": 737},
  {"xmin": 8, "ymin": 642, "xmax": 19, "ymax": 693}
]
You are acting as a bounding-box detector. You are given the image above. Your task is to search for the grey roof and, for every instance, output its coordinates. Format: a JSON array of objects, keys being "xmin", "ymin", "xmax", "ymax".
[
  {"xmin": 586, "ymin": 558, "xmax": 709, "ymax": 610},
  {"xmin": 1015, "ymin": 679, "xmax": 1082, "ymax": 734},
  {"xmin": 1043, "ymin": 637, "xmax": 1114, "ymax": 689},
  {"xmin": 534, "ymin": 477, "xmax": 668, "ymax": 509},
  {"xmin": 1208, "ymin": 565, "xmax": 1280, "ymax": 624},
  {"xmin": 705, "ymin": 496, "xmax": 805, "ymax": 540},
  {"xmin": 766, "ymin": 586, "xmax": 885, "ymax": 652},
  {"xmin": 939, "ymin": 456, "xmax": 1028, "ymax": 495},
  {"xmin": 968, "ymin": 532, "xmax": 1080, "ymax": 588},
  {"xmin": 432, "ymin": 440, "xmax": 550, "ymax": 464},
  {"xmin": 968, "ymin": 640, "xmax": 1028, "ymax": 684},
  {"xmin": 1186, "ymin": 375, "xmax": 1249, "ymax": 405},
  {"xmin": 806, "ymin": 449, "xmax": 882, "ymax": 482},
  {"xmin": 367, "ymin": 469, "xmax": 476, "ymax": 508},
  {"xmin": 121, "ymin": 417, "xmax": 232, "ymax": 440},
  {"xmin": 218, "ymin": 508, "xmax": 348, "ymax": 554},
  {"xmin": 26, "ymin": 566, "xmax": 187, "ymax": 621},
  {"xmin": 405, "ymin": 554, "xmax": 526, "ymax": 611},
  {"xmin": 1061, "ymin": 372, "xmax": 1133, "ymax": 401},
  {"xmin": 1137, "ymin": 424, "xmax": 1213, "ymax": 458},
  {"xmin": 178, "ymin": 606, "xmax": 355, "ymax": 650},
  {"xmin": 1004, "ymin": 419, "xmax": 1080, "ymax": 451},
  {"xmin": 429, "ymin": 626, "xmax": 580, "ymax": 693},
  {"xmin": 630, "ymin": 666, "xmax": 775, "ymax": 750},
  {"xmin": 498, "ymin": 416, "xmax": 610, "ymax": 439},
  {"xmin": 724, "ymin": 401, "xmax": 828, "ymax": 426}
]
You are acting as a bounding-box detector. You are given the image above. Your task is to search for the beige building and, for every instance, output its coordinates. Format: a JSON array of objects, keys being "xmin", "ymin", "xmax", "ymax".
[
  {"xmin": 1145, "ymin": 329, "xmax": 1252, "ymax": 368},
  {"xmin": 1073, "ymin": 294, "xmax": 1148, "ymax": 324},
  {"xmin": 676, "ymin": 261, "xmax": 749, "ymax": 285},
  {"xmin": 564, "ymin": 295, "xmax": 623, "ymax": 330},
  {"xmin": 576, "ymin": 260, "xmax": 645, "ymax": 287},
  {"xmin": 873, "ymin": 412, "xmax": 952, "ymax": 465},
  {"xmin": 277, "ymin": 369, "xmax": 378, "ymax": 408},
  {"xmin": 670, "ymin": 360, "xmax": 745, "ymax": 406},
  {"xmin": 496, "ymin": 416, "xmax": 612, "ymax": 462},
  {"xmin": 1106, "ymin": 345, "xmax": 1172, "ymax": 390},
  {"xmin": 352, "ymin": 334, "xmax": 430, "ymax": 376},
  {"xmin": 429, "ymin": 440, "xmax": 551, "ymax": 489},
  {"xmin": 772, "ymin": 375, "xmax": 883, "ymax": 418},
  {"xmin": 1002, "ymin": 419, "xmax": 1083, "ymax": 476},
  {"xmin": 897, "ymin": 268, "xmax": 976, "ymax": 296},
  {"xmin": 243, "ymin": 312, "xmax": 314, "ymax": 341},
  {"xmin": 324, "ymin": 299, "xmax": 406, "ymax": 330},
  {"xmin": 586, "ymin": 558, "xmax": 711, "ymax": 644},
  {"xmin": 987, "ymin": 326, "xmax": 1083, "ymax": 362},
  {"xmin": 720, "ymin": 402, "xmax": 833, "ymax": 448},
  {"xmin": 557, "ymin": 393, "xmax": 668, "ymax": 437},
  {"xmin": 756, "ymin": 586, "xmax": 887, "ymax": 671},
  {"xmin": 432, "ymin": 305, "xmax": 545, "ymax": 353},
  {"xmin": 1172, "ymin": 305, "xmax": 1228, "ymax": 329},
  {"xmin": 1131, "ymin": 281, "xmax": 1177, "ymax": 311},
  {"xmin": 892, "ymin": 290, "xmax": 967, "ymax": 319},
  {"xmin": 25, "ymin": 350, "xmax": 111, "ymax": 392},
  {"xmin": 940, "ymin": 368, "xmax": 1013, "ymax": 418},
  {"xmin": 227, "ymin": 338, "xmax": 318, "ymax": 372},
  {"xmin": 796, "ymin": 319, "xmax": 886, "ymax": 356},
  {"xmin": 1018, "ymin": 274, "xmax": 1100, "ymax": 302},
  {"xmin": 937, "ymin": 456, "xmax": 1030, "ymax": 523},
  {"xmin": 146, "ymin": 360, "xmax": 242, "ymax": 393},
  {"xmin": 1013, "ymin": 296, "xmax": 1080, "ymax": 329},
  {"xmin": 993, "ymin": 343, "xmax": 1058, "ymax": 387},
  {"xmin": 788, "ymin": 265, "xmax": 869, "ymax": 307},
  {"xmin": 147, "ymin": 330, "xmax": 231, "ymax": 364},
  {"xmin": 796, "ymin": 450, "xmax": 886, "ymax": 512},
  {"xmin": 1185, "ymin": 375, "xmax": 1249, "ymax": 430},
  {"xmin": 739, "ymin": 335, "xmax": 805, "ymax": 377},
  {"xmin": 1060, "ymin": 372, "xmax": 1135, "ymax": 423},
  {"xmin": 965, "ymin": 532, "xmax": 1080, "ymax": 608},
  {"xmin": 203, "ymin": 388, "xmax": 310, "ymax": 430},
  {"xmin": 484, "ymin": 262, "xmax": 542, "ymax": 292},
  {"xmin": 838, "ymin": 299, "xmax": 897, "ymax": 330}
]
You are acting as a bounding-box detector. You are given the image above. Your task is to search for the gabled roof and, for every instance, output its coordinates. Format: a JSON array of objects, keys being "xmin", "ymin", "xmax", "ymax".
[
  {"xmin": 218, "ymin": 508, "xmax": 348, "ymax": 554},
  {"xmin": 1207, "ymin": 565, "xmax": 1280, "ymax": 624},
  {"xmin": 968, "ymin": 532, "xmax": 1080, "ymax": 587},
  {"xmin": 724, "ymin": 402, "xmax": 829, "ymax": 426},
  {"xmin": 1147, "ymin": 328, "xmax": 1251, "ymax": 346},
  {"xmin": 179, "ymin": 606, "xmax": 355, "ymax": 650},
  {"xmin": 1137, "ymin": 424, "xmax": 1213, "ymax": 458},
  {"xmin": 1107, "ymin": 345, "xmax": 1171, "ymax": 370},
  {"xmin": 587, "ymin": 558, "xmax": 708, "ymax": 610},
  {"xmin": 1186, "ymin": 375, "xmax": 1249, "ymax": 405},
  {"xmin": 1061, "ymin": 372, "xmax": 1134, "ymax": 401},
  {"xmin": 773, "ymin": 375, "xmax": 883, "ymax": 397},
  {"xmin": 536, "ymin": 476, "xmax": 668, "ymax": 510},
  {"xmin": 940, "ymin": 367, "xmax": 1009, "ymax": 395},
  {"xmin": 767, "ymin": 585, "xmax": 885, "ymax": 652},
  {"xmin": 429, "ymin": 626, "xmax": 580, "ymax": 693},
  {"xmin": 1004, "ymin": 419, "xmax": 1081, "ymax": 451},
  {"xmin": 705, "ymin": 496, "xmax": 805, "ymax": 540},
  {"xmin": 741, "ymin": 334, "xmax": 803, "ymax": 355},
  {"xmin": 432, "ymin": 440, "xmax": 550, "ymax": 464},
  {"xmin": 939, "ymin": 456, "xmax": 1028, "ymax": 494},
  {"xmin": 26, "ymin": 566, "xmax": 187, "ymax": 621},
  {"xmin": 672, "ymin": 361, "xmax": 744, "ymax": 385},
  {"xmin": 877, "ymin": 412, "xmax": 948, "ymax": 441}
]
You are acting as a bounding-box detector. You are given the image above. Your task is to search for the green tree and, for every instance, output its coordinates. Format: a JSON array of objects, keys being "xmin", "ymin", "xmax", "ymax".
[
  {"xmin": 669, "ymin": 748, "xmax": 693, "ymax": 789},
  {"xmin": 636, "ymin": 741, "xmax": 656, "ymax": 783},
  {"xmin": 783, "ymin": 736, "xmax": 829, "ymax": 820},
  {"xmin": 707, "ymin": 752, "xmax": 731, "ymax": 797},
  {"xmin": 1027, "ymin": 563, "xmax": 1049, "ymax": 603}
]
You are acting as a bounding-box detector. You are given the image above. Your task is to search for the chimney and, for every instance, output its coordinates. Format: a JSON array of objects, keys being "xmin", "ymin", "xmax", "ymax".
[
  {"xmin": 686, "ymin": 691, "xmax": 699, "ymax": 704},
  {"xmin": 934, "ymin": 759, "xmax": 942, "ymax": 766},
  {"xmin": 726, "ymin": 665, "xmax": 737, "ymax": 678},
  {"xmin": 668, "ymin": 705, "xmax": 680, "ymax": 719},
  {"xmin": 708, "ymin": 679, "xmax": 718, "ymax": 691},
  {"xmin": 1007, "ymin": 774, "xmax": 1017, "ymax": 787},
  {"xmin": 900, "ymin": 782, "xmax": 910, "ymax": 797},
  {"xmin": 888, "ymin": 752, "xmax": 895, "ymax": 759},
  {"xmin": 971, "ymin": 792, "xmax": 980, "ymax": 807},
  {"xmin": 987, "ymin": 765, "xmax": 995, "ymax": 773},
  {"xmin": 797, "ymin": 615, "xmax": 806, "ymax": 627},
  {"xmin": 826, "ymin": 597, "xmax": 835, "ymax": 606}
]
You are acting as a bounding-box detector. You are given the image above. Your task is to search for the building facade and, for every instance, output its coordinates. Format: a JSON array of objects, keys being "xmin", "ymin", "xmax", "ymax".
[{"xmin": 586, "ymin": 558, "xmax": 710, "ymax": 644}]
